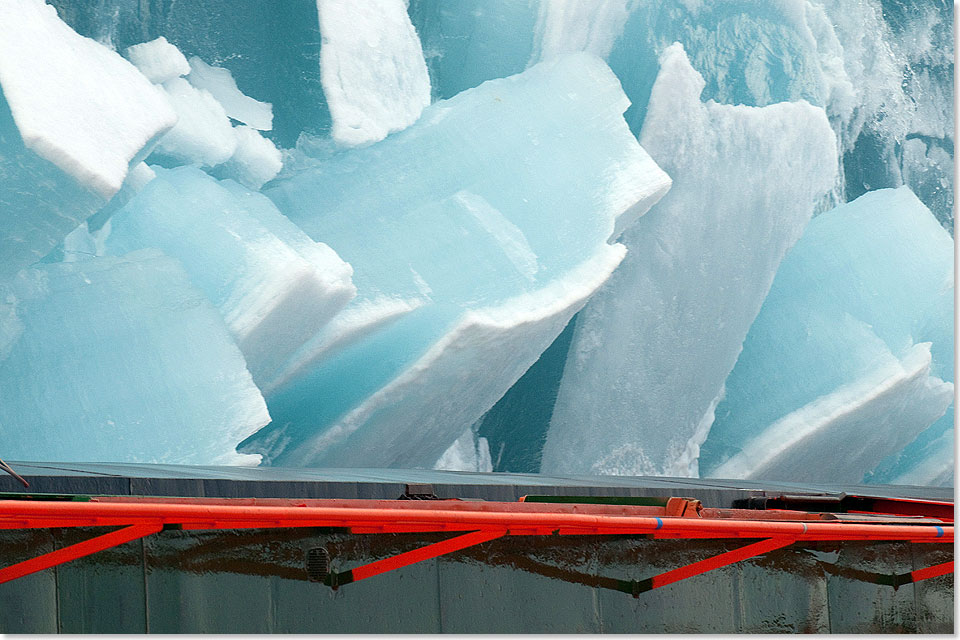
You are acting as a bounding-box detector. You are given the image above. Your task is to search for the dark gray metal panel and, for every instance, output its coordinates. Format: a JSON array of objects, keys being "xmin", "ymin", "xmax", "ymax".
[
  {"xmin": 0, "ymin": 528, "xmax": 952, "ymax": 633},
  {"xmin": 594, "ymin": 538, "xmax": 741, "ymax": 633},
  {"xmin": 735, "ymin": 548, "xmax": 831, "ymax": 633},
  {"xmin": 912, "ymin": 544, "xmax": 955, "ymax": 634},
  {"xmin": 56, "ymin": 528, "xmax": 147, "ymax": 633},
  {"xmin": 141, "ymin": 528, "xmax": 445, "ymax": 633},
  {"xmin": 825, "ymin": 542, "xmax": 923, "ymax": 633},
  {"xmin": 143, "ymin": 529, "xmax": 276, "ymax": 634},
  {"xmin": 131, "ymin": 476, "xmax": 205, "ymax": 498},
  {"xmin": 436, "ymin": 535, "xmax": 605, "ymax": 633},
  {"xmin": 147, "ymin": 568, "xmax": 276, "ymax": 633},
  {"xmin": 2, "ymin": 461, "xmax": 952, "ymax": 504},
  {"xmin": 292, "ymin": 531, "xmax": 443, "ymax": 633},
  {"xmin": 354, "ymin": 481, "xmax": 403, "ymax": 500},
  {"xmin": 0, "ymin": 529, "xmax": 58, "ymax": 633},
  {"xmin": 270, "ymin": 571, "xmax": 439, "ymax": 634},
  {"xmin": 306, "ymin": 564, "xmax": 442, "ymax": 632},
  {"xmin": 437, "ymin": 557, "xmax": 602, "ymax": 633},
  {"xmin": 0, "ymin": 474, "xmax": 130, "ymax": 496}
]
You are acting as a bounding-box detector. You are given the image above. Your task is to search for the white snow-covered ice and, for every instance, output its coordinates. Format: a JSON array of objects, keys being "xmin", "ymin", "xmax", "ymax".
[
  {"xmin": 317, "ymin": 0, "xmax": 432, "ymax": 147},
  {"xmin": 187, "ymin": 56, "xmax": 274, "ymax": 131},
  {"xmin": 0, "ymin": 0, "xmax": 175, "ymax": 279},
  {"xmin": 124, "ymin": 37, "xmax": 191, "ymax": 84},
  {"xmin": 0, "ymin": 0, "xmax": 175, "ymax": 199},
  {"xmin": 217, "ymin": 125, "xmax": 283, "ymax": 189},
  {"xmin": 152, "ymin": 77, "xmax": 237, "ymax": 168},
  {"xmin": 542, "ymin": 43, "xmax": 837, "ymax": 478}
]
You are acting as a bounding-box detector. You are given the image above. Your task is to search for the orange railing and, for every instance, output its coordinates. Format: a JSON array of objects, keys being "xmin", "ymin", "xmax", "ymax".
[{"xmin": 0, "ymin": 494, "xmax": 952, "ymax": 593}]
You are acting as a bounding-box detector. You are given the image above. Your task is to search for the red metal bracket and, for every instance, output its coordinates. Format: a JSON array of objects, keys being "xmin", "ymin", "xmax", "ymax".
[
  {"xmin": 909, "ymin": 560, "xmax": 954, "ymax": 583},
  {"xmin": 326, "ymin": 529, "xmax": 505, "ymax": 588},
  {"xmin": 0, "ymin": 523, "xmax": 161, "ymax": 584},
  {"xmin": 638, "ymin": 536, "xmax": 796, "ymax": 594}
]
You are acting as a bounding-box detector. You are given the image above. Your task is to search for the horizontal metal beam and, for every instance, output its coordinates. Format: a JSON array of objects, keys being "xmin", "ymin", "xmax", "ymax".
[{"xmin": 0, "ymin": 499, "xmax": 951, "ymax": 542}]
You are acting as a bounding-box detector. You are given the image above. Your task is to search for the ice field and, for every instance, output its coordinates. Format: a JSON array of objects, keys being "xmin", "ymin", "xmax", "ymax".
[{"xmin": 0, "ymin": 0, "xmax": 953, "ymax": 485}]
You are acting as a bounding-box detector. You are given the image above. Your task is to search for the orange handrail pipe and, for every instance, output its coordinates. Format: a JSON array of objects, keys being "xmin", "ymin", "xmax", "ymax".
[{"xmin": 0, "ymin": 499, "xmax": 951, "ymax": 542}]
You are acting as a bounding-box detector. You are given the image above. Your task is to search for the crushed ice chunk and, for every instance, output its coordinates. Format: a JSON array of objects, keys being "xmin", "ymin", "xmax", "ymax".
[
  {"xmin": 125, "ymin": 37, "xmax": 191, "ymax": 84},
  {"xmin": 531, "ymin": 0, "xmax": 633, "ymax": 63},
  {"xmin": 187, "ymin": 56, "xmax": 274, "ymax": 131},
  {"xmin": 216, "ymin": 125, "xmax": 283, "ymax": 190},
  {"xmin": 104, "ymin": 166, "xmax": 355, "ymax": 384},
  {"xmin": 242, "ymin": 54, "xmax": 670, "ymax": 468},
  {"xmin": 0, "ymin": 0, "xmax": 175, "ymax": 280},
  {"xmin": 434, "ymin": 426, "xmax": 493, "ymax": 472},
  {"xmin": 0, "ymin": 0, "xmax": 176, "ymax": 199},
  {"xmin": 700, "ymin": 186, "xmax": 954, "ymax": 484},
  {"xmin": 151, "ymin": 77, "xmax": 237, "ymax": 168}
]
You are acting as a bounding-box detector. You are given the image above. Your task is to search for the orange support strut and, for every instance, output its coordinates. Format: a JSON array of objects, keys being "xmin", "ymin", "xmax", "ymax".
[{"xmin": 0, "ymin": 523, "xmax": 161, "ymax": 584}]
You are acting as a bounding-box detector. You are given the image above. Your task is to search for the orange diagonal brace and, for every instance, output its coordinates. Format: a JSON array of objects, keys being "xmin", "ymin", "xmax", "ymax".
[
  {"xmin": 338, "ymin": 529, "xmax": 505, "ymax": 586},
  {"xmin": 0, "ymin": 524, "xmax": 161, "ymax": 584},
  {"xmin": 647, "ymin": 537, "xmax": 797, "ymax": 592},
  {"xmin": 911, "ymin": 560, "xmax": 954, "ymax": 583}
]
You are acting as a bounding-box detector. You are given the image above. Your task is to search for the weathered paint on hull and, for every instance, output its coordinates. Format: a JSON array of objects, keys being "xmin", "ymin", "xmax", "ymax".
[{"xmin": 0, "ymin": 464, "xmax": 952, "ymax": 633}]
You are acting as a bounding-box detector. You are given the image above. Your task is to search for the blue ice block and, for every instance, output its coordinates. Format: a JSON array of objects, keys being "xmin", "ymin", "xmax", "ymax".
[
  {"xmin": 0, "ymin": 250, "xmax": 269, "ymax": 464},
  {"xmin": 242, "ymin": 53, "xmax": 671, "ymax": 469},
  {"xmin": 542, "ymin": 43, "xmax": 837, "ymax": 478},
  {"xmin": 700, "ymin": 187, "xmax": 954, "ymax": 484},
  {"xmin": 104, "ymin": 166, "xmax": 355, "ymax": 384},
  {"xmin": 0, "ymin": 0, "xmax": 175, "ymax": 281}
]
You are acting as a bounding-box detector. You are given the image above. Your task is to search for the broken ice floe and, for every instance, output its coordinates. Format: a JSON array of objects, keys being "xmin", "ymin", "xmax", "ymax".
[
  {"xmin": 541, "ymin": 43, "xmax": 838, "ymax": 478},
  {"xmin": 124, "ymin": 36, "xmax": 191, "ymax": 84},
  {"xmin": 103, "ymin": 166, "xmax": 355, "ymax": 385},
  {"xmin": 0, "ymin": 250, "xmax": 269, "ymax": 465},
  {"xmin": 0, "ymin": 0, "xmax": 175, "ymax": 280},
  {"xmin": 317, "ymin": 0, "xmax": 431, "ymax": 147},
  {"xmin": 151, "ymin": 77, "xmax": 237, "ymax": 168},
  {"xmin": 240, "ymin": 53, "xmax": 671, "ymax": 468},
  {"xmin": 187, "ymin": 56, "xmax": 274, "ymax": 131},
  {"xmin": 700, "ymin": 186, "xmax": 954, "ymax": 484}
]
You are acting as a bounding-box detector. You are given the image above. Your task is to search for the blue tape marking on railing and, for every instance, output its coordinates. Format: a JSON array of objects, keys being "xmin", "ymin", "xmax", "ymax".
[
  {"xmin": 655, "ymin": 517, "xmax": 663, "ymax": 530},
  {"xmin": 935, "ymin": 526, "xmax": 944, "ymax": 537}
]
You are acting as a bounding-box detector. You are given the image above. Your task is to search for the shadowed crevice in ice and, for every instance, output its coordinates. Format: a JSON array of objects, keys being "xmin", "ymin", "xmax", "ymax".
[{"xmin": 477, "ymin": 314, "xmax": 579, "ymax": 473}]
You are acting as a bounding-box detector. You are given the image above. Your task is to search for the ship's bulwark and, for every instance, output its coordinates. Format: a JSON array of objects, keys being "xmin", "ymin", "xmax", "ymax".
[{"xmin": 0, "ymin": 464, "xmax": 953, "ymax": 633}]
